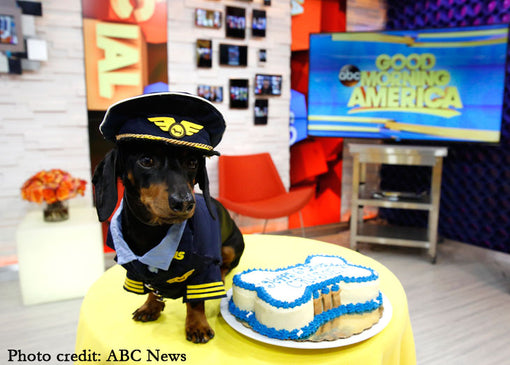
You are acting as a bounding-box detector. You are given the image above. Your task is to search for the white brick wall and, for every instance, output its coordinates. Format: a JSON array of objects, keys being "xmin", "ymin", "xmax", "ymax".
[
  {"xmin": 167, "ymin": 0, "xmax": 292, "ymax": 201},
  {"xmin": 0, "ymin": 0, "xmax": 291, "ymax": 261},
  {"xmin": 0, "ymin": 0, "xmax": 90, "ymax": 261}
]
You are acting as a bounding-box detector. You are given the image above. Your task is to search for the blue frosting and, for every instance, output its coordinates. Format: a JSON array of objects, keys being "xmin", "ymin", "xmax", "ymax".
[
  {"xmin": 232, "ymin": 254, "xmax": 379, "ymax": 310},
  {"xmin": 229, "ymin": 292, "xmax": 383, "ymax": 341}
]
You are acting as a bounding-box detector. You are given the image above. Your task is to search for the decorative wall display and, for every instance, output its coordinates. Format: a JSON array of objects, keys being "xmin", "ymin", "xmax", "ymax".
[
  {"xmin": 254, "ymin": 99, "xmax": 268, "ymax": 125},
  {"xmin": 225, "ymin": 6, "xmax": 246, "ymax": 39},
  {"xmin": 0, "ymin": 1, "xmax": 46, "ymax": 75},
  {"xmin": 219, "ymin": 43, "xmax": 248, "ymax": 66},
  {"xmin": 196, "ymin": 39, "xmax": 212, "ymax": 68},
  {"xmin": 254, "ymin": 74, "xmax": 282, "ymax": 95},
  {"xmin": 197, "ymin": 85, "xmax": 223, "ymax": 103},
  {"xmin": 0, "ymin": 5, "xmax": 24, "ymax": 52},
  {"xmin": 195, "ymin": 8, "xmax": 222, "ymax": 29},
  {"xmin": 252, "ymin": 9, "xmax": 266, "ymax": 37},
  {"xmin": 229, "ymin": 79, "xmax": 249, "ymax": 108}
]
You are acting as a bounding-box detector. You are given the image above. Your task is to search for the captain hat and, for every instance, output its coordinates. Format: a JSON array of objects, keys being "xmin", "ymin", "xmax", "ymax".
[{"xmin": 99, "ymin": 92, "xmax": 226, "ymax": 156}]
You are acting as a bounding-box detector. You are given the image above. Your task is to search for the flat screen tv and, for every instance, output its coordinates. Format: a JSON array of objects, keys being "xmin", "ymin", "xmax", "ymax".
[
  {"xmin": 308, "ymin": 24, "xmax": 509, "ymax": 143},
  {"xmin": 219, "ymin": 43, "xmax": 248, "ymax": 66}
]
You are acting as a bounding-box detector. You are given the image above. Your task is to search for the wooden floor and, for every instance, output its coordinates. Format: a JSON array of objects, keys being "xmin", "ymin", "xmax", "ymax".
[{"xmin": 1, "ymin": 228, "xmax": 509, "ymax": 364}]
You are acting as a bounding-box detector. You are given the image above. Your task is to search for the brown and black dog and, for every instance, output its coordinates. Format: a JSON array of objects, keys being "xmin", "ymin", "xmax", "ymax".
[{"xmin": 92, "ymin": 93, "xmax": 244, "ymax": 344}]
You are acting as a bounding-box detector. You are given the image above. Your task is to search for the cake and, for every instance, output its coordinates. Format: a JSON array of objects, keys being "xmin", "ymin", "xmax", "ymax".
[{"xmin": 228, "ymin": 254, "xmax": 383, "ymax": 341}]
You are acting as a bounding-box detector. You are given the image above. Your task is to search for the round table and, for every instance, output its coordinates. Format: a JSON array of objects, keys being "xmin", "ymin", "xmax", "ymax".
[{"xmin": 75, "ymin": 235, "xmax": 416, "ymax": 364}]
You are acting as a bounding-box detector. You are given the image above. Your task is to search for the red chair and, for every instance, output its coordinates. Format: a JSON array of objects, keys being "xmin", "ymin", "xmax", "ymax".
[{"xmin": 218, "ymin": 153, "xmax": 315, "ymax": 234}]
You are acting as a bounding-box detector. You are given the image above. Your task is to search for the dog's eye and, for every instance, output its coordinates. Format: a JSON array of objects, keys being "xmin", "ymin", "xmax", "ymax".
[
  {"xmin": 138, "ymin": 156, "xmax": 155, "ymax": 168},
  {"xmin": 186, "ymin": 158, "xmax": 199, "ymax": 169}
]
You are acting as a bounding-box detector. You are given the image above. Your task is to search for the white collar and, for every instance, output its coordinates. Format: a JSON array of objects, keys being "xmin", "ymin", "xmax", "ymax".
[{"xmin": 109, "ymin": 199, "xmax": 187, "ymax": 271}]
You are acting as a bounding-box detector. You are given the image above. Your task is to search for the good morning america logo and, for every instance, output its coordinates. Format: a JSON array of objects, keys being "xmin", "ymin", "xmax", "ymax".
[{"xmin": 338, "ymin": 53, "xmax": 463, "ymax": 118}]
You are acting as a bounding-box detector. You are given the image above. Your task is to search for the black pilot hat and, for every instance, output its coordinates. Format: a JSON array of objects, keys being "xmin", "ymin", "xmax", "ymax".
[{"xmin": 99, "ymin": 92, "xmax": 226, "ymax": 156}]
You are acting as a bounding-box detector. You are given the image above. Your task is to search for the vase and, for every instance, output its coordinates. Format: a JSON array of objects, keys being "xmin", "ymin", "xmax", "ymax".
[{"xmin": 43, "ymin": 201, "xmax": 69, "ymax": 222}]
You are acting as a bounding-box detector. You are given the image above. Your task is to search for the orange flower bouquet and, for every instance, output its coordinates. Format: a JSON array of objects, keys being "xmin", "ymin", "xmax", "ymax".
[{"xmin": 21, "ymin": 169, "xmax": 87, "ymax": 222}]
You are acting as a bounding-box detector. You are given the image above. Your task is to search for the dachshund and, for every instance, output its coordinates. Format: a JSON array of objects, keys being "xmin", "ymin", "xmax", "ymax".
[{"xmin": 92, "ymin": 138, "xmax": 244, "ymax": 344}]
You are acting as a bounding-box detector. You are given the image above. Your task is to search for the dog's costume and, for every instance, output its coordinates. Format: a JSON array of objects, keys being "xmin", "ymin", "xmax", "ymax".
[
  {"xmin": 107, "ymin": 194, "xmax": 226, "ymax": 303},
  {"xmin": 98, "ymin": 92, "xmax": 233, "ymax": 304}
]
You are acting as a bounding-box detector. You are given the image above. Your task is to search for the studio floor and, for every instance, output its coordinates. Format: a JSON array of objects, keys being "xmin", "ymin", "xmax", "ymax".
[{"xmin": 1, "ymin": 226, "xmax": 509, "ymax": 365}]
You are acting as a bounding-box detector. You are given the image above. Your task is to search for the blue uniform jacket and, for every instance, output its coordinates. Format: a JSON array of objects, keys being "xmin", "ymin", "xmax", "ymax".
[{"xmin": 106, "ymin": 195, "xmax": 226, "ymax": 303}]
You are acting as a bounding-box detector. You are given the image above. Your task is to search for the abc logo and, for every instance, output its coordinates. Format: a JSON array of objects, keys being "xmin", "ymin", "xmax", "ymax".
[{"xmin": 338, "ymin": 65, "xmax": 360, "ymax": 87}]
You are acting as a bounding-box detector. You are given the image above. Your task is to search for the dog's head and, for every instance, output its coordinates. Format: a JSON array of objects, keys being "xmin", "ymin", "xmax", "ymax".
[
  {"xmin": 93, "ymin": 140, "xmax": 210, "ymax": 225},
  {"xmin": 92, "ymin": 92, "xmax": 225, "ymax": 225}
]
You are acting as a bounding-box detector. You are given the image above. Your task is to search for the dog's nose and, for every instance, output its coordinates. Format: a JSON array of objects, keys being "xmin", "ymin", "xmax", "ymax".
[{"xmin": 169, "ymin": 193, "xmax": 195, "ymax": 214}]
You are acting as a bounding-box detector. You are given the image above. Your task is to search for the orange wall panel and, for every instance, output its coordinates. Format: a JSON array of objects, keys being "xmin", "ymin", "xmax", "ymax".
[{"xmin": 83, "ymin": 19, "xmax": 148, "ymax": 111}]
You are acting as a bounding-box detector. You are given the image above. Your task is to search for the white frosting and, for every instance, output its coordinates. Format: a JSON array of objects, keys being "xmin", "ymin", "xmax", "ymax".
[{"xmin": 231, "ymin": 255, "xmax": 380, "ymax": 333}]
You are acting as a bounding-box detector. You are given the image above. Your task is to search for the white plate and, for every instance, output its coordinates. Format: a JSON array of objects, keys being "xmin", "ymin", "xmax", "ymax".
[{"xmin": 220, "ymin": 290, "xmax": 392, "ymax": 349}]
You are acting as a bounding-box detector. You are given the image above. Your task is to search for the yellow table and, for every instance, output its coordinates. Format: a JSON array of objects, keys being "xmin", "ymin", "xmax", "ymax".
[{"xmin": 75, "ymin": 235, "xmax": 416, "ymax": 364}]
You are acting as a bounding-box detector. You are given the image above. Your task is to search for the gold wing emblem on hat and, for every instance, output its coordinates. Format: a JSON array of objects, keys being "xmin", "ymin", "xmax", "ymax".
[
  {"xmin": 180, "ymin": 121, "xmax": 204, "ymax": 136},
  {"xmin": 148, "ymin": 117, "xmax": 204, "ymax": 139}
]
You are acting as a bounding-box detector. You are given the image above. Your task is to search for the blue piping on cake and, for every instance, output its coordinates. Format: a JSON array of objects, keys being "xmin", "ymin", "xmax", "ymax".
[
  {"xmin": 232, "ymin": 254, "xmax": 379, "ymax": 310},
  {"xmin": 229, "ymin": 292, "xmax": 383, "ymax": 340}
]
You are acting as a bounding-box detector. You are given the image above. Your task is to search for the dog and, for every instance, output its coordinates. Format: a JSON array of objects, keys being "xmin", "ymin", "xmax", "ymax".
[{"xmin": 92, "ymin": 92, "xmax": 244, "ymax": 344}]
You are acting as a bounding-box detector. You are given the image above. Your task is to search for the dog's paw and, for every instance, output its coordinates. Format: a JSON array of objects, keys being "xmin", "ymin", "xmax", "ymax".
[
  {"xmin": 185, "ymin": 323, "xmax": 215, "ymax": 344},
  {"xmin": 132, "ymin": 299, "xmax": 165, "ymax": 322}
]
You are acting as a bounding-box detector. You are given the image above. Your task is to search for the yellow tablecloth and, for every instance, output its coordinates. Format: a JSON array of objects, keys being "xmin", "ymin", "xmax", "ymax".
[{"xmin": 75, "ymin": 235, "xmax": 416, "ymax": 364}]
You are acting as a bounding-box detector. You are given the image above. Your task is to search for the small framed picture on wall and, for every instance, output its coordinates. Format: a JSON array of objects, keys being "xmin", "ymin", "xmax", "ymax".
[
  {"xmin": 252, "ymin": 9, "xmax": 266, "ymax": 37},
  {"xmin": 219, "ymin": 43, "xmax": 248, "ymax": 66},
  {"xmin": 258, "ymin": 49, "xmax": 267, "ymax": 64},
  {"xmin": 195, "ymin": 8, "xmax": 222, "ymax": 29},
  {"xmin": 229, "ymin": 79, "xmax": 249, "ymax": 109},
  {"xmin": 254, "ymin": 99, "xmax": 268, "ymax": 125},
  {"xmin": 197, "ymin": 85, "xmax": 223, "ymax": 103},
  {"xmin": 254, "ymin": 74, "xmax": 282, "ymax": 96},
  {"xmin": 225, "ymin": 6, "xmax": 246, "ymax": 39},
  {"xmin": 196, "ymin": 39, "xmax": 212, "ymax": 68}
]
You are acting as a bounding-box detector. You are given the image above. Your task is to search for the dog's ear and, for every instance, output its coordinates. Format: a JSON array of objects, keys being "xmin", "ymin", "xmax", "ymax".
[
  {"xmin": 92, "ymin": 149, "xmax": 119, "ymax": 222},
  {"xmin": 196, "ymin": 157, "xmax": 216, "ymax": 220}
]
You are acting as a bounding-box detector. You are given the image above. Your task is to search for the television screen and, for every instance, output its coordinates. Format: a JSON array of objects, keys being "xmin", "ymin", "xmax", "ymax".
[
  {"xmin": 308, "ymin": 24, "xmax": 510, "ymax": 143},
  {"xmin": 219, "ymin": 43, "xmax": 248, "ymax": 66},
  {"xmin": 195, "ymin": 8, "xmax": 222, "ymax": 29},
  {"xmin": 254, "ymin": 74, "xmax": 282, "ymax": 95},
  {"xmin": 197, "ymin": 85, "xmax": 223, "ymax": 103},
  {"xmin": 229, "ymin": 79, "xmax": 249, "ymax": 108},
  {"xmin": 225, "ymin": 6, "xmax": 245, "ymax": 39},
  {"xmin": 196, "ymin": 39, "xmax": 212, "ymax": 68},
  {"xmin": 252, "ymin": 9, "xmax": 266, "ymax": 37}
]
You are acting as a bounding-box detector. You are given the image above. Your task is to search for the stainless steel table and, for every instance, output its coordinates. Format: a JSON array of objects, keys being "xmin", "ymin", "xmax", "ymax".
[{"xmin": 348, "ymin": 144, "xmax": 448, "ymax": 263}]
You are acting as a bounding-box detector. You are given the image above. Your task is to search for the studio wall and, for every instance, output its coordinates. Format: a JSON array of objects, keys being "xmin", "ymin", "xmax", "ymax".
[{"xmin": 0, "ymin": 0, "xmax": 90, "ymax": 264}]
